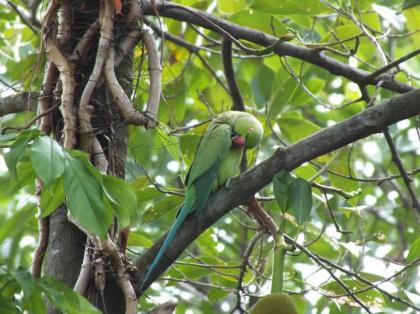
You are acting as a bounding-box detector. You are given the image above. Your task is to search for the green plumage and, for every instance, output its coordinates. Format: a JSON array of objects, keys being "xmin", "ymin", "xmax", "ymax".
[{"xmin": 140, "ymin": 111, "xmax": 263, "ymax": 290}]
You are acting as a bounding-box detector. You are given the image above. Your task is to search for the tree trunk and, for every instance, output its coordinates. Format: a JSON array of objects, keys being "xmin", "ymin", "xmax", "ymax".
[{"xmin": 44, "ymin": 1, "xmax": 132, "ymax": 313}]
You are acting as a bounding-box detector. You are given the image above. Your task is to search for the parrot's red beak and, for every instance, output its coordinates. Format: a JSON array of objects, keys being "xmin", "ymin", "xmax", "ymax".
[{"xmin": 232, "ymin": 135, "xmax": 246, "ymax": 147}]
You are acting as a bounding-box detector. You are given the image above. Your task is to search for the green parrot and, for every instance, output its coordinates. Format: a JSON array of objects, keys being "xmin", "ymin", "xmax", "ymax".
[{"xmin": 140, "ymin": 111, "xmax": 263, "ymax": 290}]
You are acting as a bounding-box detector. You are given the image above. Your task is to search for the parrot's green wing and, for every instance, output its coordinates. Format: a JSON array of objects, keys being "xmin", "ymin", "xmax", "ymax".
[
  {"xmin": 185, "ymin": 123, "xmax": 232, "ymax": 187},
  {"xmin": 139, "ymin": 123, "xmax": 232, "ymax": 290}
]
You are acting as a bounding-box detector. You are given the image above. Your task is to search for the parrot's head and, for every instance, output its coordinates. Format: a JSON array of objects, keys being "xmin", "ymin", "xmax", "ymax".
[{"xmin": 232, "ymin": 114, "xmax": 263, "ymax": 149}]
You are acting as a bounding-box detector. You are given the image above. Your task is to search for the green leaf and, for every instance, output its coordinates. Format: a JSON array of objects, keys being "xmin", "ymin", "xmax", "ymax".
[
  {"xmin": 180, "ymin": 134, "xmax": 201, "ymax": 165},
  {"xmin": 403, "ymin": 0, "xmax": 420, "ymax": 10},
  {"xmin": 208, "ymin": 287, "xmax": 230, "ymax": 302},
  {"xmin": 229, "ymin": 10, "xmax": 287, "ymax": 35},
  {"xmin": 0, "ymin": 294, "xmax": 18, "ymax": 314},
  {"xmin": 23, "ymin": 289, "xmax": 46, "ymax": 314},
  {"xmin": 404, "ymin": 7, "xmax": 420, "ymax": 45},
  {"xmin": 407, "ymin": 237, "xmax": 420, "ymax": 263},
  {"xmin": 251, "ymin": 0, "xmax": 329, "ymax": 15},
  {"xmin": 0, "ymin": 133, "xmax": 20, "ymax": 144},
  {"xmin": 64, "ymin": 154, "xmax": 111, "ymax": 239},
  {"xmin": 30, "ymin": 136, "xmax": 65, "ymax": 186},
  {"xmin": 127, "ymin": 232, "xmax": 153, "ymax": 248},
  {"xmin": 157, "ymin": 127, "xmax": 180, "ymax": 162},
  {"xmin": 322, "ymin": 278, "xmax": 384, "ymax": 307},
  {"xmin": 39, "ymin": 277, "xmax": 101, "ymax": 314},
  {"xmin": 278, "ymin": 116, "xmax": 321, "ymax": 142},
  {"xmin": 15, "ymin": 161, "xmax": 36, "ymax": 190},
  {"xmin": 217, "ymin": 0, "xmax": 248, "ymax": 14},
  {"xmin": 4, "ymin": 136, "xmax": 30, "ymax": 177},
  {"xmin": 12, "ymin": 267, "xmax": 35, "ymax": 298},
  {"xmin": 289, "ymin": 178, "xmax": 312, "ymax": 225},
  {"xmin": 273, "ymin": 170, "xmax": 293, "ymax": 213},
  {"xmin": 143, "ymin": 195, "xmax": 184, "ymax": 223},
  {"xmin": 40, "ymin": 178, "xmax": 65, "ymax": 217},
  {"xmin": 102, "ymin": 175, "xmax": 138, "ymax": 228},
  {"xmin": 251, "ymin": 65, "xmax": 275, "ymax": 105},
  {"xmin": 268, "ymin": 78, "xmax": 298, "ymax": 120},
  {"xmin": 0, "ymin": 204, "xmax": 36, "ymax": 243}
]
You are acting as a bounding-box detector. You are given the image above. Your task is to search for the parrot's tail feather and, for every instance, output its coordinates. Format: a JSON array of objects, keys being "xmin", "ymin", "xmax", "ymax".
[{"xmin": 139, "ymin": 204, "xmax": 190, "ymax": 291}]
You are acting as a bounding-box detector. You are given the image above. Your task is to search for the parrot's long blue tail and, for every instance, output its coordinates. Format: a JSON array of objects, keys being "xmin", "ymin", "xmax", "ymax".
[{"xmin": 139, "ymin": 204, "xmax": 189, "ymax": 291}]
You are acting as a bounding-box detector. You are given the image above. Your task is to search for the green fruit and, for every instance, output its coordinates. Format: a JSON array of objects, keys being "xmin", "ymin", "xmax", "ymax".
[{"xmin": 249, "ymin": 293, "xmax": 298, "ymax": 314}]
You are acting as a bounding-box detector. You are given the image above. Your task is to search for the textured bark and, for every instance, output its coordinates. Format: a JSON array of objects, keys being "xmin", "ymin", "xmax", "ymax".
[
  {"xmin": 44, "ymin": 1, "xmax": 131, "ymax": 313},
  {"xmin": 45, "ymin": 206, "xmax": 86, "ymax": 313}
]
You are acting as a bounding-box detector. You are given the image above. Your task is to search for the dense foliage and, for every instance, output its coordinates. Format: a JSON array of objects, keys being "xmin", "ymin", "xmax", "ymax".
[{"xmin": 0, "ymin": 0, "xmax": 419, "ymax": 313}]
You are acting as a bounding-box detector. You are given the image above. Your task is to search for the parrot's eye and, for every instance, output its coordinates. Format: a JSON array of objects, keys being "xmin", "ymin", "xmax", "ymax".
[{"xmin": 231, "ymin": 131, "xmax": 238, "ymax": 138}]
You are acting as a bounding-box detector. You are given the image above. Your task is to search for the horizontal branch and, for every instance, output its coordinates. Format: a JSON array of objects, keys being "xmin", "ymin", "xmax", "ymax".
[
  {"xmin": 135, "ymin": 87, "xmax": 420, "ymax": 294},
  {"xmin": 0, "ymin": 93, "xmax": 38, "ymax": 116},
  {"xmin": 141, "ymin": 0, "xmax": 413, "ymax": 94}
]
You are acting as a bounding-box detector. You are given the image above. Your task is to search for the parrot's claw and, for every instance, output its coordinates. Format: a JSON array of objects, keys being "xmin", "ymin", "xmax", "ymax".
[{"xmin": 225, "ymin": 178, "xmax": 232, "ymax": 190}]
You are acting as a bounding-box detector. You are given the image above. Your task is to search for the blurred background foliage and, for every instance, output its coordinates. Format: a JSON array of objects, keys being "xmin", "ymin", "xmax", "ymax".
[{"xmin": 0, "ymin": 0, "xmax": 419, "ymax": 313}]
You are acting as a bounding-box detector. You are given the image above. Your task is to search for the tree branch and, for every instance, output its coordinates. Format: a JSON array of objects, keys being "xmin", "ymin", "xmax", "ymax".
[
  {"xmin": 135, "ymin": 87, "xmax": 420, "ymax": 294},
  {"xmin": 0, "ymin": 93, "xmax": 38, "ymax": 116},
  {"xmin": 222, "ymin": 38, "xmax": 245, "ymax": 111},
  {"xmin": 141, "ymin": 0, "xmax": 413, "ymax": 94}
]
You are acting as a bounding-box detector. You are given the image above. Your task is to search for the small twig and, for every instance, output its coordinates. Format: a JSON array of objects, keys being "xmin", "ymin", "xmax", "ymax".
[
  {"xmin": 383, "ymin": 130, "xmax": 420, "ymax": 214},
  {"xmin": 231, "ymin": 232, "xmax": 262, "ymax": 314},
  {"xmin": 312, "ymin": 181, "xmax": 361, "ymax": 199},
  {"xmin": 195, "ymin": 52, "xmax": 230, "ymax": 93},
  {"xmin": 222, "ymin": 38, "xmax": 245, "ymax": 111},
  {"xmin": 284, "ymin": 232, "xmax": 420, "ymax": 312},
  {"xmin": 332, "ymin": 259, "xmax": 420, "ymax": 298},
  {"xmin": 364, "ymin": 49, "xmax": 420, "ymax": 82},
  {"xmin": 349, "ymin": 4, "xmax": 388, "ymax": 65},
  {"xmin": 141, "ymin": 165, "xmax": 185, "ymax": 197},
  {"xmin": 2, "ymin": 104, "xmax": 59, "ymax": 134},
  {"xmin": 312, "ymin": 161, "xmax": 420, "ymax": 185},
  {"xmin": 323, "ymin": 193, "xmax": 351, "ymax": 234},
  {"xmin": 247, "ymin": 198, "xmax": 278, "ymax": 238},
  {"xmin": 160, "ymin": 276, "xmax": 234, "ymax": 291},
  {"xmin": 169, "ymin": 117, "xmax": 213, "ymax": 134},
  {"xmin": 6, "ymin": 0, "xmax": 38, "ymax": 34}
]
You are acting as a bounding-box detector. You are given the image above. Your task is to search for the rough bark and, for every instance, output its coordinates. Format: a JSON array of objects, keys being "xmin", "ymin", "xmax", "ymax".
[{"xmin": 44, "ymin": 1, "xmax": 131, "ymax": 313}]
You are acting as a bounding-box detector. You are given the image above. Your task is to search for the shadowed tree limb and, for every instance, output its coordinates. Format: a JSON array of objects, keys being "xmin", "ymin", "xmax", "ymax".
[
  {"xmin": 0, "ymin": 93, "xmax": 38, "ymax": 116},
  {"xmin": 135, "ymin": 87, "xmax": 420, "ymax": 294},
  {"xmin": 222, "ymin": 38, "xmax": 245, "ymax": 112}
]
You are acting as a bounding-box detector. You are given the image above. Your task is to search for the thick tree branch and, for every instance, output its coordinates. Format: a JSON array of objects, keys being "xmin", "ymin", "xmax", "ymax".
[
  {"xmin": 0, "ymin": 93, "xmax": 38, "ymax": 116},
  {"xmin": 135, "ymin": 87, "xmax": 420, "ymax": 294},
  {"xmin": 141, "ymin": 0, "xmax": 413, "ymax": 94}
]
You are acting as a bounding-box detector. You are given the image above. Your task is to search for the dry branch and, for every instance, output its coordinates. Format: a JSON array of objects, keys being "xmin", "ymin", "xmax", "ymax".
[
  {"xmin": 141, "ymin": 25, "xmax": 161, "ymax": 128},
  {"xmin": 105, "ymin": 26, "xmax": 161, "ymax": 128},
  {"xmin": 105, "ymin": 47, "xmax": 149, "ymax": 125},
  {"xmin": 44, "ymin": 42, "xmax": 76, "ymax": 148}
]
